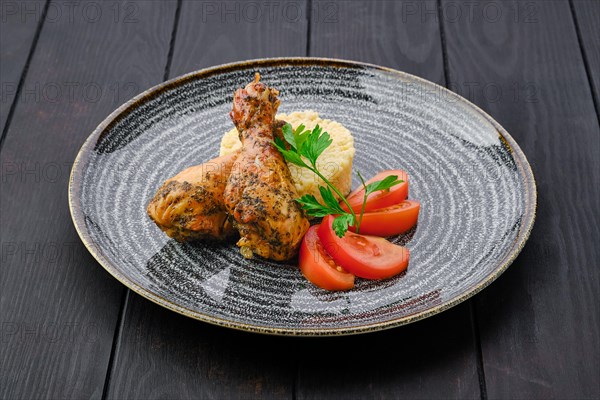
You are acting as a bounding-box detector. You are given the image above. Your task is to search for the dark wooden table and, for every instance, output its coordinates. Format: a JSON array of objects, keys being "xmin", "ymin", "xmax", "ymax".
[{"xmin": 1, "ymin": 1, "xmax": 598, "ymax": 399}]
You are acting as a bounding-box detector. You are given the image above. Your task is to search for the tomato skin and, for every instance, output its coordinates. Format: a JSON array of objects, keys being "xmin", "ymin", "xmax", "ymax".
[
  {"xmin": 342, "ymin": 170, "xmax": 409, "ymax": 213},
  {"xmin": 351, "ymin": 200, "xmax": 420, "ymax": 237},
  {"xmin": 299, "ymin": 225, "xmax": 355, "ymax": 291},
  {"xmin": 317, "ymin": 215, "xmax": 410, "ymax": 280}
]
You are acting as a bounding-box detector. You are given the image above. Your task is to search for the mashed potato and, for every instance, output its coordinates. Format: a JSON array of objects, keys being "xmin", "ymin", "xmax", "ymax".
[{"xmin": 220, "ymin": 111, "xmax": 354, "ymax": 202}]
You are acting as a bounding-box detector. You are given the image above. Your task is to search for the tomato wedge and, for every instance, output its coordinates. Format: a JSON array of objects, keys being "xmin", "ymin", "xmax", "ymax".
[
  {"xmin": 317, "ymin": 215, "xmax": 410, "ymax": 280},
  {"xmin": 299, "ymin": 225, "xmax": 355, "ymax": 291},
  {"xmin": 341, "ymin": 170, "xmax": 409, "ymax": 213},
  {"xmin": 351, "ymin": 200, "xmax": 420, "ymax": 237}
]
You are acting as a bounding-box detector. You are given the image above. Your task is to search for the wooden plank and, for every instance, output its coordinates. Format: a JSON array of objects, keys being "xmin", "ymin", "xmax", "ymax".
[
  {"xmin": 297, "ymin": 304, "xmax": 480, "ymax": 400},
  {"xmin": 0, "ymin": 0, "xmax": 47, "ymax": 133},
  {"xmin": 0, "ymin": 1, "xmax": 177, "ymax": 398},
  {"xmin": 296, "ymin": 2, "xmax": 481, "ymax": 399},
  {"xmin": 106, "ymin": 293, "xmax": 298, "ymax": 399},
  {"xmin": 105, "ymin": 1, "xmax": 308, "ymax": 399},
  {"xmin": 440, "ymin": 0, "xmax": 600, "ymax": 398},
  {"xmin": 169, "ymin": 0, "xmax": 308, "ymax": 76},
  {"xmin": 571, "ymin": 0, "xmax": 600, "ymax": 116},
  {"xmin": 308, "ymin": 0, "xmax": 445, "ymax": 81}
]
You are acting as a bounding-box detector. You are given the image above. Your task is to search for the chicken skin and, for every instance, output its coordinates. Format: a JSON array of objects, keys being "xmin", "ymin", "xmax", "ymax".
[
  {"xmin": 224, "ymin": 74, "xmax": 309, "ymax": 260},
  {"xmin": 147, "ymin": 121, "xmax": 289, "ymax": 245},
  {"xmin": 147, "ymin": 75, "xmax": 307, "ymax": 261},
  {"xmin": 147, "ymin": 152, "xmax": 238, "ymax": 242}
]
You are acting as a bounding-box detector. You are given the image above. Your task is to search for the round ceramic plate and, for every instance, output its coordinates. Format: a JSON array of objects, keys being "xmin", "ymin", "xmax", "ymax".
[{"xmin": 69, "ymin": 58, "xmax": 536, "ymax": 336}]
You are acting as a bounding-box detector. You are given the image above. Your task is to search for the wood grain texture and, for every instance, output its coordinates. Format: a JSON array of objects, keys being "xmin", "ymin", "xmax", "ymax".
[
  {"xmin": 169, "ymin": 0, "xmax": 308, "ymax": 76},
  {"xmin": 105, "ymin": 1, "xmax": 308, "ymax": 399},
  {"xmin": 297, "ymin": 304, "xmax": 480, "ymax": 400},
  {"xmin": 0, "ymin": 1, "xmax": 177, "ymax": 398},
  {"xmin": 441, "ymin": 0, "xmax": 600, "ymax": 398},
  {"xmin": 107, "ymin": 292, "xmax": 298, "ymax": 399},
  {"xmin": 297, "ymin": 2, "xmax": 481, "ymax": 399},
  {"xmin": 2, "ymin": 1, "xmax": 597, "ymax": 399},
  {"xmin": 0, "ymin": 0, "xmax": 47, "ymax": 133},
  {"xmin": 571, "ymin": 0, "xmax": 600, "ymax": 116},
  {"xmin": 308, "ymin": 0, "xmax": 445, "ymax": 81}
]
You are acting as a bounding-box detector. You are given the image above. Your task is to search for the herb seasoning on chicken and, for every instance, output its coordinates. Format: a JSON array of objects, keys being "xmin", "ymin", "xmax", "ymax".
[
  {"xmin": 224, "ymin": 74, "xmax": 309, "ymax": 260},
  {"xmin": 147, "ymin": 152, "xmax": 238, "ymax": 242},
  {"xmin": 147, "ymin": 74, "xmax": 309, "ymax": 261}
]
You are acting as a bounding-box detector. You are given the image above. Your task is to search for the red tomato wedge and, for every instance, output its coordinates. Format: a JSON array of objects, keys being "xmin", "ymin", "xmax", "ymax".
[
  {"xmin": 299, "ymin": 225, "xmax": 355, "ymax": 291},
  {"xmin": 341, "ymin": 170, "xmax": 409, "ymax": 213},
  {"xmin": 317, "ymin": 215, "xmax": 410, "ymax": 280},
  {"xmin": 351, "ymin": 200, "xmax": 420, "ymax": 237}
]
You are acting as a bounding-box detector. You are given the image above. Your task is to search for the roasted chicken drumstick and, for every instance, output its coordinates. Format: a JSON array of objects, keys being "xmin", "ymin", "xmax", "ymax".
[
  {"xmin": 147, "ymin": 75, "xmax": 308, "ymax": 260},
  {"xmin": 147, "ymin": 152, "xmax": 238, "ymax": 242},
  {"xmin": 224, "ymin": 74, "xmax": 309, "ymax": 260}
]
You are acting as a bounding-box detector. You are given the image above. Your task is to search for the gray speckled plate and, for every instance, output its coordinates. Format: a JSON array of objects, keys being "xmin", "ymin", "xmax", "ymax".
[{"xmin": 69, "ymin": 58, "xmax": 536, "ymax": 336}]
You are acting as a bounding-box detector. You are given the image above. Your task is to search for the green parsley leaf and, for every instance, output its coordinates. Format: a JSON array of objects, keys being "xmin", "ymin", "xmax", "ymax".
[
  {"xmin": 273, "ymin": 136, "xmax": 287, "ymax": 150},
  {"xmin": 364, "ymin": 175, "xmax": 404, "ymax": 196},
  {"xmin": 293, "ymin": 124, "xmax": 310, "ymax": 150},
  {"xmin": 296, "ymin": 194, "xmax": 335, "ymax": 217},
  {"xmin": 302, "ymin": 125, "xmax": 332, "ymax": 167},
  {"xmin": 332, "ymin": 214, "xmax": 354, "ymax": 238},
  {"xmin": 272, "ymin": 138, "xmax": 308, "ymax": 168},
  {"xmin": 318, "ymin": 186, "xmax": 347, "ymax": 214},
  {"xmin": 282, "ymin": 123, "xmax": 297, "ymax": 149},
  {"xmin": 273, "ymin": 123, "xmax": 360, "ymax": 237},
  {"xmin": 294, "ymin": 124, "xmax": 306, "ymax": 135}
]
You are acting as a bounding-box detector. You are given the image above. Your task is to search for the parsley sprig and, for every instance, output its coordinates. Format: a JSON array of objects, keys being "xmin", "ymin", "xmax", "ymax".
[
  {"xmin": 356, "ymin": 171, "xmax": 404, "ymax": 226},
  {"xmin": 273, "ymin": 123, "xmax": 403, "ymax": 238}
]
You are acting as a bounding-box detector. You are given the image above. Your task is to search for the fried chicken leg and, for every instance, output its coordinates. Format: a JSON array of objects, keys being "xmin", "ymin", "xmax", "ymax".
[
  {"xmin": 224, "ymin": 74, "xmax": 309, "ymax": 260},
  {"xmin": 147, "ymin": 152, "xmax": 238, "ymax": 242}
]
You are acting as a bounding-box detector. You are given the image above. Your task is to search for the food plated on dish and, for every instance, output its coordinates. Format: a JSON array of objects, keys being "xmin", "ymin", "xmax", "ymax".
[
  {"xmin": 148, "ymin": 74, "xmax": 420, "ymax": 291},
  {"xmin": 69, "ymin": 58, "xmax": 535, "ymax": 335}
]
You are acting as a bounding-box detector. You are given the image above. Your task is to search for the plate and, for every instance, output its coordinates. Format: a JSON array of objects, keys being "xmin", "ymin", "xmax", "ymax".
[{"xmin": 69, "ymin": 58, "xmax": 536, "ymax": 336}]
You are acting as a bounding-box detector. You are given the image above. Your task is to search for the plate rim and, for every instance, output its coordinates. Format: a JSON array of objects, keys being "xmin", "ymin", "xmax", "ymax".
[{"xmin": 68, "ymin": 57, "xmax": 537, "ymax": 336}]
